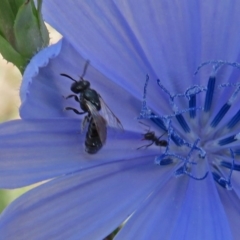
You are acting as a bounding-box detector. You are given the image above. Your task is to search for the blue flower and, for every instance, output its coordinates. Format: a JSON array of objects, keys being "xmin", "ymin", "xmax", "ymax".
[{"xmin": 1, "ymin": 1, "xmax": 240, "ymax": 239}]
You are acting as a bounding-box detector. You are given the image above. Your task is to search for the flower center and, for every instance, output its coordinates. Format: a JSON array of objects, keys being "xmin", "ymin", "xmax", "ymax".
[{"xmin": 139, "ymin": 61, "xmax": 240, "ymax": 190}]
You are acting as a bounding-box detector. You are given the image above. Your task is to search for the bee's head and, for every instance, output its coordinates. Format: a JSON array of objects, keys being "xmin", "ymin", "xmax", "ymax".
[
  {"xmin": 71, "ymin": 79, "xmax": 90, "ymax": 93},
  {"xmin": 61, "ymin": 60, "xmax": 91, "ymax": 94},
  {"xmin": 60, "ymin": 73, "xmax": 90, "ymax": 93}
]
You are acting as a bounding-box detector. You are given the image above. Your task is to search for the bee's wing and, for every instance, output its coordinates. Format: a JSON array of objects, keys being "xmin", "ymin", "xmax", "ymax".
[
  {"xmin": 85, "ymin": 100, "xmax": 107, "ymax": 145},
  {"xmin": 99, "ymin": 96, "xmax": 124, "ymax": 131}
]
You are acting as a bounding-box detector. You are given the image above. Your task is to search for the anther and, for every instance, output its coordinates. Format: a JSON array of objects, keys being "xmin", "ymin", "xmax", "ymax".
[
  {"xmin": 204, "ymin": 76, "xmax": 215, "ymax": 112},
  {"xmin": 218, "ymin": 135, "xmax": 237, "ymax": 146},
  {"xmin": 213, "ymin": 148, "xmax": 235, "ymax": 190},
  {"xmin": 212, "ymin": 172, "xmax": 232, "ymax": 190},
  {"xmin": 210, "ymin": 103, "xmax": 231, "ymax": 128},
  {"xmin": 227, "ymin": 109, "xmax": 240, "ymax": 129},
  {"xmin": 175, "ymin": 114, "xmax": 191, "ymax": 133},
  {"xmin": 189, "ymin": 95, "xmax": 196, "ymax": 118}
]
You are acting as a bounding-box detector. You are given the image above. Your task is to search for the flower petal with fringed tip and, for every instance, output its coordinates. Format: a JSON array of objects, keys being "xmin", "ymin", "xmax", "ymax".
[
  {"xmin": 0, "ymin": 39, "xmax": 153, "ymax": 189},
  {"xmin": 1, "ymin": 1, "xmax": 240, "ymax": 240}
]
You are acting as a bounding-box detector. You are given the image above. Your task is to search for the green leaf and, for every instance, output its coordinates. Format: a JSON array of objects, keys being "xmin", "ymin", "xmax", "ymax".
[
  {"xmin": 8, "ymin": 0, "xmax": 26, "ymax": 16},
  {"xmin": 0, "ymin": 0, "xmax": 15, "ymax": 44},
  {"xmin": 0, "ymin": 0, "xmax": 49, "ymax": 74},
  {"xmin": 14, "ymin": 0, "xmax": 48, "ymax": 58},
  {"xmin": 36, "ymin": 0, "xmax": 49, "ymax": 47},
  {"xmin": 0, "ymin": 34, "xmax": 27, "ymax": 73}
]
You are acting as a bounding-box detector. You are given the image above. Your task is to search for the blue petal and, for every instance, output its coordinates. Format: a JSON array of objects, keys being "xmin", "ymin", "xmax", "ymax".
[
  {"xmin": 20, "ymin": 40, "xmax": 62, "ymax": 103},
  {"xmin": 0, "ymin": 119, "xmax": 149, "ymax": 188},
  {"xmin": 0, "ymin": 156, "xmax": 173, "ymax": 239},
  {"xmin": 20, "ymin": 38, "xmax": 143, "ymax": 131},
  {"xmin": 42, "ymin": 1, "xmax": 240, "ymax": 101},
  {"xmin": 216, "ymin": 182, "xmax": 240, "ymax": 239},
  {"xmin": 116, "ymin": 175, "xmax": 232, "ymax": 240}
]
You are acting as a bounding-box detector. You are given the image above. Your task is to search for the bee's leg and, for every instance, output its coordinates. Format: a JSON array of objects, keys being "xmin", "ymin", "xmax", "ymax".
[
  {"xmin": 65, "ymin": 107, "xmax": 86, "ymax": 115},
  {"xmin": 81, "ymin": 115, "xmax": 90, "ymax": 132},
  {"xmin": 65, "ymin": 94, "xmax": 80, "ymax": 103}
]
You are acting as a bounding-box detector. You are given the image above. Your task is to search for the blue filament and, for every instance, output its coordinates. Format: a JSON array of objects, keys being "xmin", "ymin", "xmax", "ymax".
[
  {"xmin": 157, "ymin": 79, "xmax": 172, "ymax": 99},
  {"xmin": 139, "ymin": 66, "xmax": 239, "ymax": 187},
  {"xmin": 170, "ymin": 138, "xmax": 208, "ymax": 180},
  {"xmin": 175, "ymin": 165, "xmax": 209, "ymax": 180},
  {"xmin": 218, "ymin": 135, "xmax": 237, "ymax": 146},
  {"xmin": 212, "ymin": 172, "xmax": 232, "ymax": 189},
  {"xmin": 227, "ymin": 109, "xmax": 240, "ymax": 129},
  {"xmin": 150, "ymin": 112, "xmax": 167, "ymax": 131},
  {"xmin": 159, "ymin": 158, "xmax": 173, "ymax": 165},
  {"xmin": 204, "ymin": 76, "xmax": 215, "ymax": 112},
  {"xmin": 213, "ymin": 149, "xmax": 235, "ymax": 190},
  {"xmin": 210, "ymin": 103, "xmax": 231, "ymax": 128},
  {"xmin": 171, "ymin": 134, "xmax": 184, "ymax": 146},
  {"xmin": 194, "ymin": 60, "xmax": 240, "ymax": 75},
  {"xmin": 175, "ymin": 114, "xmax": 191, "ymax": 133},
  {"xmin": 221, "ymin": 161, "xmax": 240, "ymax": 171},
  {"xmin": 154, "ymin": 156, "xmax": 173, "ymax": 165},
  {"xmin": 234, "ymin": 149, "xmax": 240, "ymax": 155},
  {"xmin": 189, "ymin": 95, "xmax": 196, "ymax": 118}
]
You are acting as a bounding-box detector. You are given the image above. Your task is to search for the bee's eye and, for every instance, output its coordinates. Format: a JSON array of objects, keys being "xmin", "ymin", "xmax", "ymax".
[{"xmin": 71, "ymin": 82, "xmax": 82, "ymax": 93}]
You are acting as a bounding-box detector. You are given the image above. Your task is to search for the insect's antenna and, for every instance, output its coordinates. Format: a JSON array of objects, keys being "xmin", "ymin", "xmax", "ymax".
[
  {"xmin": 81, "ymin": 60, "xmax": 90, "ymax": 80},
  {"xmin": 139, "ymin": 121, "xmax": 150, "ymax": 132},
  {"xmin": 60, "ymin": 73, "xmax": 77, "ymax": 83},
  {"xmin": 158, "ymin": 132, "xmax": 166, "ymax": 139}
]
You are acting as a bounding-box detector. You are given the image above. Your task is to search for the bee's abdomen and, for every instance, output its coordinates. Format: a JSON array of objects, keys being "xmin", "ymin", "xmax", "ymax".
[{"xmin": 85, "ymin": 119, "xmax": 102, "ymax": 154}]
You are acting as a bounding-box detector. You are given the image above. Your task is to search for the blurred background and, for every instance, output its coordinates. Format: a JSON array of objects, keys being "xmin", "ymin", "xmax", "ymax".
[{"xmin": 0, "ymin": 24, "xmax": 62, "ymax": 213}]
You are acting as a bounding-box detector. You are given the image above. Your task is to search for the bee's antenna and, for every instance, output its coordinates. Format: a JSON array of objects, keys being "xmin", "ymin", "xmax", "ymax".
[
  {"xmin": 60, "ymin": 73, "xmax": 77, "ymax": 83},
  {"xmin": 81, "ymin": 60, "xmax": 90, "ymax": 80}
]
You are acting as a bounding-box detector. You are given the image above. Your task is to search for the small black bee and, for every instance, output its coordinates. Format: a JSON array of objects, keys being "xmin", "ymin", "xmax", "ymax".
[
  {"xmin": 61, "ymin": 61, "xmax": 123, "ymax": 154},
  {"xmin": 137, "ymin": 122, "xmax": 168, "ymax": 150}
]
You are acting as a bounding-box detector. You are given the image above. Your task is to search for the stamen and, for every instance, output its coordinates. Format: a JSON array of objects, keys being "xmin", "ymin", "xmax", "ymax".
[
  {"xmin": 194, "ymin": 60, "xmax": 240, "ymax": 75},
  {"xmin": 195, "ymin": 61, "xmax": 240, "ymax": 112},
  {"xmin": 184, "ymin": 85, "xmax": 207, "ymax": 119},
  {"xmin": 139, "ymin": 64, "xmax": 239, "ymax": 187},
  {"xmin": 175, "ymin": 114, "xmax": 191, "ymax": 133},
  {"xmin": 227, "ymin": 109, "xmax": 240, "ymax": 129},
  {"xmin": 171, "ymin": 133, "xmax": 184, "ymax": 146},
  {"xmin": 210, "ymin": 103, "xmax": 231, "ymax": 128},
  {"xmin": 212, "ymin": 172, "xmax": 232, "ymax": 190},
  {"xmin": 139, "ymin": 75, "xmax": 151, "ymax": 117},
  {"xmin": 234, "ymin": 149, "xmax": 240, "ymax": 155},
  {"xmin": 189, "ymin": 94, "xmax": 196, "ymax": 118},
  {"xmin": 166, "ymin": 119, "xmax": 184, "ymax": 147},
  {"xmin": 150, "ymin": 112, "xmax": 167, "ymax": 131},
  {"xmin": 218, "ymin": 135, "xmax": 237, "ymax": 146},
  {"xmin": 159, "ymin": 158, "xmax": 173, "ymax": 165},
  {"xmin": 212, "ymin": 149, "xmax": 235, "ymax": 190},
  {"xmin": 221, "ymin": 161, "xmax": 240, "ymax": 171},
  {"xmin": 154, "ymin": 155, "xmax": 173, "ymax": 165},
  {"xmin": 170, "ymin": 138, "xmax": 208, "ymax": 180},
  {"xmin": 157, "ymin": 79, "xmax": 172, "ymax": 98},
  {"xmin": 184, "ymin": 85, "xmax": 207, "ymax": 98},
  {"xmin": 204, "ymin": 76, "xmax": 215, "ymax": 112},
  {"xmin": 175, "ymin": 166, "xmax": 209, "ymax": 180},
  {"xmin": 217, "ymin": 83, "xmax": 240, "ymax": 129}
]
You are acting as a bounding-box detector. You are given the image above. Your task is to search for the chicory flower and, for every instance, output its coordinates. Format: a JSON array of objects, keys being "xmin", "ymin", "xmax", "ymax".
[{"xmin": 1, "ymin": 1, "xmax": 240, "ymax": 239}]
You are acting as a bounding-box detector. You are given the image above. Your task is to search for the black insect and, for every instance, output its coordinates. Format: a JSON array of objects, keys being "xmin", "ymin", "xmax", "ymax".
[
  {"xmin": 137, "ymin": 122, "xmax": 168, "ymax": 150},
  {"xmin": 61, "ymin": 61, "xmax": 123, "ymax": 154}
]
